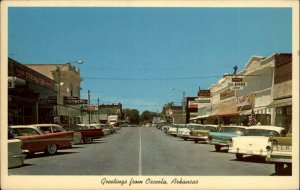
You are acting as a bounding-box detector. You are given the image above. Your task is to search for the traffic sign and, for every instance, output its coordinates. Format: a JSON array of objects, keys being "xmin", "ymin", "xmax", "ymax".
[{"xmin": 230, "ymin": 86, "xmax": 244, "ymax": 91}]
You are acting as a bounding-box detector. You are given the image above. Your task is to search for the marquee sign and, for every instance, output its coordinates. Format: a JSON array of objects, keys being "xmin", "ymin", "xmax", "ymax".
[{"xmin": 64, "ymin": 96, "xmax": 88, "ymax": 105}]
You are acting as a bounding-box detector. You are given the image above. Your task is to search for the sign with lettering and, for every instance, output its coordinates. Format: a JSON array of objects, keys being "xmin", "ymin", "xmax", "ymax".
[
  {"xmin": 198, "ymin": 90, "xmax": 210, "ymax": 97},
  {"xmin": 230, "ymin": 86, "xmax": 244, "ymax": 91},
  {"xmin": 237, "ymin": 94, "xmax": 255, "ymax": 110},
  {"xmin": 64, "ymin": 96, "xmax": 88, "ymax": 105},
  {"xmin": 12, "ymin": 62, "xmax": 55, "ymax": 90},
  {"xmin": 220, "ymin": 89, "xmax": 235, "ymax": 100},
  {"xmin": 231, "ymin": 77, "xmax": 243, "ymax": 82},
  {"xmin": 228, "ymin": 82, "xmax": 247, "ymax": 87},
  {"xmin": 82, "ymin": 105, "xmax": 98, "ymax": 111}
]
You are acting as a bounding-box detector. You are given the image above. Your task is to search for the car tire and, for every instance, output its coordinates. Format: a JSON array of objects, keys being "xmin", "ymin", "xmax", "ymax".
[
  {"xmin": 83, "ymin": 137, "xmax": 93, "ymax": 144},
  {"xmin": 194, "ymin": 140, "xmax": 198, "ymax": 143},
  {"xmin": 215, "ymin": 145, "xmax": 221, "ymax": 152},
  {"xmin": 183, "ymin": 138, "xmax": 187, "ymax": 141},
  {"xmin": 236, "ymin": 153, "xmax": 243, "ymax": 160},
  {"xmin": 45, "ymin": 144, "xmax": 57, "ymax": 155},
  {"xmin": 275, "ymin": 163, "xmax": 285, "ymax": 174}
]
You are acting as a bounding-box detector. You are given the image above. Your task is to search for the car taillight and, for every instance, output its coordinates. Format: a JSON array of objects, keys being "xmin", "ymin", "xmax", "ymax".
[
  {"xmin": 208, "ymin": 136, "xmax": 212, "ymax": 141},
  {"xmin": 229, "ymin": 139, "xmax": 233, "ymax": 147}
]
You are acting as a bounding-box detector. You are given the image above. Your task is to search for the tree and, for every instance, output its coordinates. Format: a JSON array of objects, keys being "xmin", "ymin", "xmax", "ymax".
[
  {"xmin": 140, "ymin": 111, "xmax": 160, "ymax": 124},
  {"xmin": 123, "ymin": 108, "xmax": 140, "ymax": 124},
  {"xmin": 161, "ymin": 102, "xmax": 175, "ymax": 116}
]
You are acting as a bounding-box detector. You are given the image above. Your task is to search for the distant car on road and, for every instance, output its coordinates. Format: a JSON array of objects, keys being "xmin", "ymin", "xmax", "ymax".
[
  {"xmin": 10, "ymin": 124, "xmax": 74, "ymax": 156},
  {"xmin": 208, "ymin": 125, "xmax": 248, "ymax": 151},
  {"xmin": 167, "ymin": 124, "xmax": 185, "ymax": 136},
  {"xmin": 177, "ymin": 123, "xmax": 200, "ymax": 140},
  {"xmin": 228, "ymin": 125, "xmax": 286, "ymax": 160}
]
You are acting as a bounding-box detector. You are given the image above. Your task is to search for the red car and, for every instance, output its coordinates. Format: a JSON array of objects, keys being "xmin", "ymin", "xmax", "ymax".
[
  {"xmin": 62, "ymin": 124, "xmax": 104, "ymax": 144},
  {"xmin": 10, "ymin": 124, "xmax": 74, "ymax": 155}
]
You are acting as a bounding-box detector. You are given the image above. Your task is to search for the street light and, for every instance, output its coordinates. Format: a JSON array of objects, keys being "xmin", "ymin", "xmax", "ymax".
[
  {"xmin": 56, "ymin": 60, "xmax": 84, "ymax": 124},
  {"xmin": 170, "ymin": 87, "xmax": 186, "ymax": 124}
]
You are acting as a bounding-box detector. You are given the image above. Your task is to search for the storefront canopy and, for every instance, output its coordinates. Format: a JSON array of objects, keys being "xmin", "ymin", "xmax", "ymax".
[
  {"xmin": 189, "ymin": 115, "xmax": 209, "ymax": 120},
  {"xmin": 209, "ymin": 111, "xmax": 243, "ymax": 118},
  {"xmin": 267, "ymin": 97, "xmax": 292, "ymax": 108}
]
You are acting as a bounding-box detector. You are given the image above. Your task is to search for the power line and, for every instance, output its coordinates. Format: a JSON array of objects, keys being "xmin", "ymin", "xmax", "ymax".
[{"xmin": 84, "ymin": 75, "xmax": 221, "ymax": 81}]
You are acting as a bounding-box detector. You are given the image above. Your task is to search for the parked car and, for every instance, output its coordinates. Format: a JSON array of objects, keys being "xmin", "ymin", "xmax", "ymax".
[
  {"xmin": 8, "ymin": 127, "xmax": 26, "ymax": 168},
  {"xmin": 161, "ymin": 125, "xmax": 170, "ymax": 133},
  {"xmin": 266, "ymin": 127, "xmax": 292, "ymax": 174},
  {"xmin": 63, "ymin": 124, "xmax": 104, "ymax": 144},
  {"xmin": 36, "ymin": 124, "xmax": 82, "ymax": 145},
  {"xmin": 177, "ymin": 123, "xmax": 201, "ymax": 140},
  {"xmin": 189, "ymin": 124, "xmax": 219, "ymax": 143},
  {"xmin": 101, "ymin": 124, "xmax": 114, "ymax": 135},
  {"xmin": 228, "ymin": 125, "xmax": 286, "ymax": 160},
  {"xmin": 208, "ymin": 125, "xmax": 248, "ymax": 151},
  {"xmin": 167, "ymin": 124, "xmax": 185, "ymax": 136},
  {"xmin": 10, "ymin": 124, "xmax": 74, "ymax": 155}
]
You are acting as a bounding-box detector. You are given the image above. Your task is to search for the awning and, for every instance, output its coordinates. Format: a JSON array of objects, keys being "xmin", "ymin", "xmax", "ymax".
[
  {"xmin": 209, "ymin": 111, "xmax": 243, "ymax": 117},
  {"xmin": 189, "ymin": 115, "xmax": 209, "ymax": 120},
  {"xmin": 239, "ymin": 107, "xmax": 271, "ymax": 115},
  {"xmin": 267, "ymin": 97, "xmax": 292, "ymax": 108}
]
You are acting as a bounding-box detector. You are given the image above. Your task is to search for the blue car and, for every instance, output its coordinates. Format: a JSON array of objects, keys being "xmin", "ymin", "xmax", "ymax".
[{"xmin": 208, "ymin": 125, "xmax": 247, "ymax": 151}]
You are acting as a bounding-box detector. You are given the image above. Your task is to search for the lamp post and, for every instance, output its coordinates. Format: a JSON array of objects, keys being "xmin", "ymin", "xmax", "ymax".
[
  {"xmin": 56, "ymin": 60, "xmax": 83, "ymax": 124},
  {"xmin": 170, "ymin": 87, "xmax": 186, "ymax": 124}
]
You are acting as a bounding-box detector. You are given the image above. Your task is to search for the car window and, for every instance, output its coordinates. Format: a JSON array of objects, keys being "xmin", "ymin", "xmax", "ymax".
[
  {"xmin": 220, "ymin": 127, "xmax": 246, "ymax": 134},
  {"xmin": 52, "ymin": 126, "xmax": 63, "ymax": 133},
  {"xmin": 38, "ymin": 126, "xmax": 52, "ymax": 133},
  {"xmin": 245, "ymin": 129, "xmax": 280, "ymax": 137},
  {"xmin": 12, "ymin": 128, "xmax": 40, "ymax": 136},
  {"xmin": 205, "ymin": 126, "xmax": 218, "ymax": 132}
]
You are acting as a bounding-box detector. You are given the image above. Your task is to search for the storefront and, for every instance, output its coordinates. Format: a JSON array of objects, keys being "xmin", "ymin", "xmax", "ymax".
[
  {"xmin": 268, "ymin": 97, "xmax": 292, "ymax": 130},
  {"xmin": 8, "ymin": 58, "xmax": 56, "ymax": 125}
]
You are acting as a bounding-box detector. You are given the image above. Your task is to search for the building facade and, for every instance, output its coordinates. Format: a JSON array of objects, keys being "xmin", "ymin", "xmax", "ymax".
[{"xmin": 8, "ymin": 58, "xmax": 56, "ymax": 125}]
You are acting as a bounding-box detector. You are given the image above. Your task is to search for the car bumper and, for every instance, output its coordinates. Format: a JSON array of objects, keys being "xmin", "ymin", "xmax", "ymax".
[
  {"xmin": 228, "ymin": 148, "xmax": 268, "ymax": 157},
  {"xmin": 177, "ymin": 133, "xmax": 190, "ymax": 138},
  {"xmin": 209, "ymin": 141, "xmax": 228, "ymax": 147},
  {"xmin": 188, "ymin": 135, "xmax": 208, "ymax": 141},
  {"xmin": 8, "ymin": 154, "xmax": 26, "ymax": 168},
  {"xmin": 265, "ymin": 151, "xmax": 292, "ymax": 163}
]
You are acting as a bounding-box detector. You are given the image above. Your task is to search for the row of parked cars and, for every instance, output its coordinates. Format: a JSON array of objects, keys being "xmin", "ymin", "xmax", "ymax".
[
  {"xmin": 158, "ymin": 123, "xmax": 292, "ymax": 175},
  {"xmin": 8, "ymin": 123, "xmax": 121, "ymax": 169}
]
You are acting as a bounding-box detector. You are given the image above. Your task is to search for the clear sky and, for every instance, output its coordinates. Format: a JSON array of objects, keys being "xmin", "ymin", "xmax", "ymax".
[{"xmin": 8, "ymin": 7, "xmax": 292, "ymax": 113}]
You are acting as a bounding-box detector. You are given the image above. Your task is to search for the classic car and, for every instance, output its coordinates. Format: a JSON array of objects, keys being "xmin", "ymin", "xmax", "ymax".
[
  {"xmin": 100, "ymin": 124, "xmax": 114, "ymax": 135},
  {"xmin": 36, "ymin": 124, "xmax": 82, "ymax": 144},
  {"xmin": 208, "ymin": 125, "xmax": 247, "ymax": 151},
  {"xmin": 228, "ymin": 125, "xmax": 286, "ymax": 160},
  {"xmin": 63, "ymin": 124, "xmax": 104, "ymax": 144},
  {"xmin": 266, "ymin": 127, "xmax": 292, "ymax": 174},
  {"xmin": 189, "ymin": 124, "xmax": 219, "ymax": 143},
  {"xmin": 167, "ymin": 124, "xmax": 186, "ymax": 136},
  {"xmin": 178, "ymin": 123, "xmax": 202, "ymax": 140},
  {"xmin": 161, "ymin": 125, "xmax": 170, "ymax": 133},
  {"xmin": 10, "ymin": 124, "xmax": 74, "ymax": 155},
  {"xmin": 8, "ymin": 127, "xmax": 26, "ymax": 168}
]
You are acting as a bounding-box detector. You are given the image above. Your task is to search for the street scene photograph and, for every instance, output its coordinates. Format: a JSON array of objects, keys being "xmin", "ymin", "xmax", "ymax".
[{"xmin": 1, "ymin": 0, "xmax": 299, "ymax": 190}]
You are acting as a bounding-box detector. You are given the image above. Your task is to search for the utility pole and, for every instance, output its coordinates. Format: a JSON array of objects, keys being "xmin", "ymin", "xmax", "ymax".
[
  {"xmin": 88, "ymin": 90, "xmax": 91, "ymax": 124},
  {"xmin": 98, "ymin": 97, "xmax": 100, "ymax": 123}
]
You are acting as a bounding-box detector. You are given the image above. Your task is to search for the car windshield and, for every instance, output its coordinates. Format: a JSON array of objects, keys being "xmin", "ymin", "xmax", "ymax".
[
  {"xmin": 193, "ymin": 125, "xmax": 206, "ymax": 130},
  {"xmin": 205, "ymin": 126, "xmax": 218, "ymax": 132},
  {"xmin": 187, "ymin": 124, "xmax": 201, "ymax": 130},
  {"xmin": 244, "ymin": 129, "xmax": 280, "ymax": 137},
  {"xmin": 220, "ymin": 127, "xmax": 246, "ymax": 134}
]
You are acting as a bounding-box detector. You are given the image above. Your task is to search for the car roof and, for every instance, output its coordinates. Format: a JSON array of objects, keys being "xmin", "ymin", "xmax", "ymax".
[
  {"xmin": 246, "ymin": 125, "xmax": 285, "ymax": 132},
  {"xmin": 221, "ymin": 125, "xmax": 248, "ymax": 129}
]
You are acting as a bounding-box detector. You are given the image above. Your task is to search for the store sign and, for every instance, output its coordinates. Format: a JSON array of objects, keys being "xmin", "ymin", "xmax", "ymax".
[
  {"xmin": 230, "ymin": 86, "xmax": 244, "ymax": 91},
  {"xmin": 39, "ymin": 96, "xmax": 57, "ymax": 105},
  {"xmin": 196, "ymin": 99, "xmax": 211, "ymax": 103},
  {"xmin": 64, "ymin": 96, "xmax": 88, "ymax": 105},
  {"xmin": 82, "ymin": 105, "xmax": 98, "ymax": 111},
  {"xmin": 8, "ymin": 79, "xmax": 15, "ymax": 88},
  {"xmin": 237, "ymin": 94, "xmax": 255, "ymax": 110},
  {"xmin": 228, "ymin": 82, "xmax": 247, "ymax": 87},
  {"xmin": 198, "ymin": 90, "xmax": 210, "ymax": 97},
  {"xmin": 220, "ymin": 89, "xmax": 235, "ymax": 100},
  {"xmin": 188, "ymin": 101, "xmax": 198, "ymax": 109},
  {"xmin": 13, "ymin": 62, "xmax": 55, "ymax": 90},
  {"xmin": 231, "ymin": 77, "xmax": 243, "ymax": 82}
]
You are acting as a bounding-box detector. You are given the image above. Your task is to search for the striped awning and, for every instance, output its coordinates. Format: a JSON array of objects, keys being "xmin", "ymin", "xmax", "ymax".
[{"xmin": 267, "ymin": 97, "xmax": 292, "ymax": 108}]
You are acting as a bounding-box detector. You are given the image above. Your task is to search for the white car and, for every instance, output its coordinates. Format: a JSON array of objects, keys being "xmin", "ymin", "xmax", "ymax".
[
  {"xmin": 228, "ymin": 125, "xmax": 286, "ymax": 160},
  {"xmin": 177, "ymin": 123, "xmax": 200, "ymax": 139},
  {"xmin": 8, "ymin": 128, "xmax": 26, "ymax": 168},
  {"xmin": 167, "ymin": 124, "xmax": 185, "ymax": 136}
]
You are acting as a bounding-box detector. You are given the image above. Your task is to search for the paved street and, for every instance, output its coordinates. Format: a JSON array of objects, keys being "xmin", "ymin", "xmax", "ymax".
[{"xmin": 9, "ymin": 127, "xmax": 278, "ymax": 176}]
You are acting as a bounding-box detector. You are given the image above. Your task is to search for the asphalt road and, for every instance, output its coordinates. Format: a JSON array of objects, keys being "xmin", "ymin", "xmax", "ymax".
[{"xmin": 8, "ymin": 127, "xmax": 280, "ymax": 176}]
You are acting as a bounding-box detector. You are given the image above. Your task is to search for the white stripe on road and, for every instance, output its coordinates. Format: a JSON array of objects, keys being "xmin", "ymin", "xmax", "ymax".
[{"xmin": 138, "ymin": 127, "xmax": 142, "ymax": 176}]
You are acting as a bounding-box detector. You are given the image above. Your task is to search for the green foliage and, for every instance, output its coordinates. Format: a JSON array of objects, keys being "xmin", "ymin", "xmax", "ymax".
[{"xmin": 123, "ymin": 108, "xmax": 140, "ymax": 124}]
